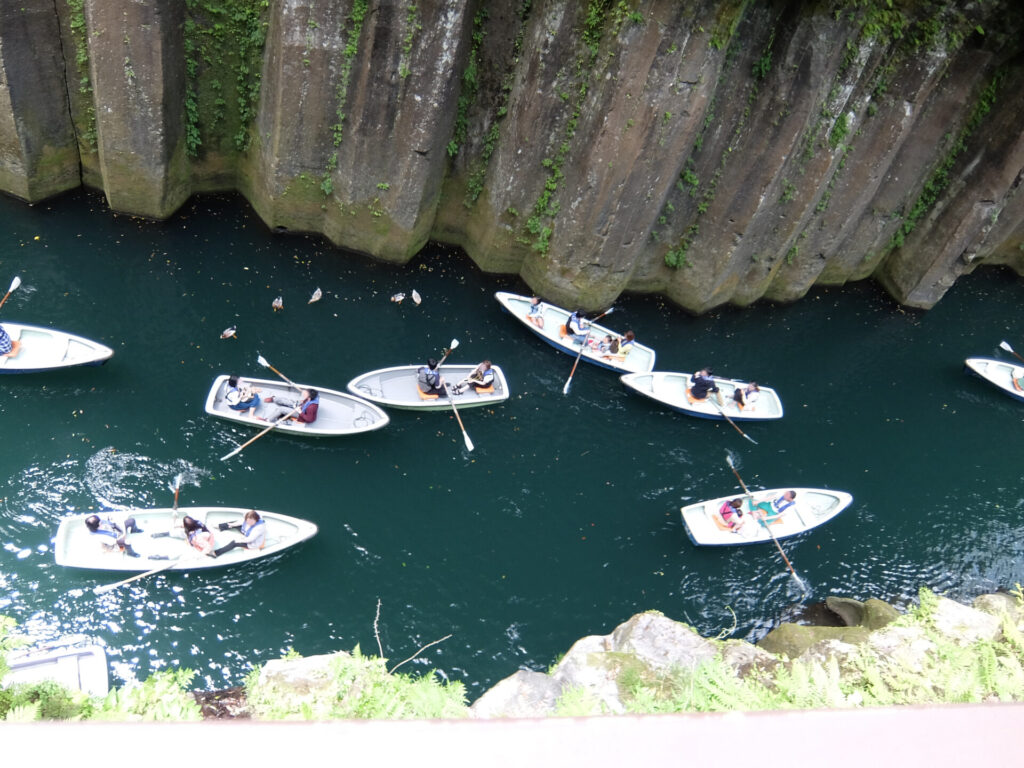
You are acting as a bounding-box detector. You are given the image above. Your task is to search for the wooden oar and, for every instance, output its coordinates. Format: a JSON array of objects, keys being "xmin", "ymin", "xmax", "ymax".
[
  {"xmin": 711, "ymin": 394, "xmax": 758, "ymax": 445},
  {"xmin": 257, "ymin": 354, "xmax": 301, "ymax": 393},
  {"xmin": 444, "ymin": 383, "xmax": 474, "ymax": 451},
  {"xmin": 0, "ymin": 275, "xmax": 21, "ymax": 311},
  {"xmin": 436, "ymin": 338, "xmax": 459, "ymax": 369},
  {"xmin": 999, "ymin": 341, "xmax": 1024, "ymax": 364},
  {"xmin": 93, "ymin": 556, "xmax": 182, "ymax": 595},
  {"xmin": 563, "ymin": 307, "xmax": 614, "ymax": 395},
  {"xmin": 219, "ymin": 404, "xmax": 301, "ymax": 461},
  {"xmin": 725, "ymin": 453, "xmax": 807, "ymax": 592}
]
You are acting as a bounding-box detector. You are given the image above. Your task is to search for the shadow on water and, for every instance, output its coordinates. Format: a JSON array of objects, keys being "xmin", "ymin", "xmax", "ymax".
[{"xmin": 0, "ymin": 189, "xmax": 1022, "ymax": 695}]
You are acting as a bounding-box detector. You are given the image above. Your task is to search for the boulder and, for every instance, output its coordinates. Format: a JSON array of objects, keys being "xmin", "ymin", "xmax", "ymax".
[
  {"xmin": 469, "ymin": 669, "xmax": 564, "ymax": 719},
  {"xmin": 757, "ymin": 623, "xmax": 871, "ymax": 658},
  {"xmin": 825, "ymin": 596, "xmax": 900, "ymax": 630},
  {"xmin": 930, "ymin": 595, "xmax": 1002, "ymax": 645}
]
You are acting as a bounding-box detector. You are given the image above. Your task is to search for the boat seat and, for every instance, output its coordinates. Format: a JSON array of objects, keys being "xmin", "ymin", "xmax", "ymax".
[
  {"xmin": 472, "ymin": 384, "xmax": 495, "ymax": 394},
  {"xmin": 558, "ymin": 324, "xmax": 568, "ymax": 338},
  {"xmin": 712, "ymin": 514, "xmax": 735, "ymax": 532},
  {"xmin": 416, "ymin": 384, "xmax": 439, "ymax": 400},
  {"xmin": 685, "ymin": 387, "xmax": 699, "ymax": 404}
]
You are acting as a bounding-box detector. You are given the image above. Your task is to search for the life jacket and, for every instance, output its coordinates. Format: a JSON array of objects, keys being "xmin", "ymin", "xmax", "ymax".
[
  {"xmin": 772, "ymin": 496, "xmax": 796, "ymax": 515},
  {"xmin": 241, "ymin": 519, "xmax": 267, "ymax": 550},
  {"xmin": 301, "ymin": 396, "xmax": 319, "ymax": 414},
  {"xmin": 567, "ymin": 312, "xmax": 586, "ymax": 335},
  {"xmin": 225, "ymin": 386, "xmax": 241, "ymax": 405},
  {"xmin": 418, "ymin": 366, "xmax": 439, "ymax": 388},
  {"xmin": 92, "ymin": 524, "xmax": 120, "ymax": 540}
]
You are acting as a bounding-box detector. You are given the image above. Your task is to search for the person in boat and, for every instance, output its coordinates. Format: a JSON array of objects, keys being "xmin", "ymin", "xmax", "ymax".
[
  {"xmin": 526, "ymin": 296, "xmax": 545, "ymax": 329},
  {"xmin": 593, "ymin": 335, "xmax": 616, "ymax": 354},
  {"xmin": 417, "ymin": 358, "xmax": 447, "ymax": 397},
  {"xmin": 263, "ymin": 388, "xmax": 320, "ymax": 424},
  {"xmin": 617, "ymin": 330, "xmax": 636, "ymax": 354},
  {"xmin": 718, "ymin": 498, "xmax": 744, "ymax": 531},
  {"xmin": 0, "ymin": 324, "xmax": 20, "ymax": 358},
  {"xmin": 1013, "ymin": 367, "xmax": 1024, "ymax": 392},
  {"xmin": 225, "ymin": 375, "xmax": 261, "ymax": 417},
  {"xmin": 182, "ymin": 515, "xmax": 216, "ymax": 555},
  {"xmin": 753, "ymin": 490, "xmax": 797, "ymax": 524},
  {"xmin": 85, "ymin": 514, "xmax": 143, "ymax": 557},
  {"xmin": 211, "ymin": 510, "xmax": 267, "ymax": 558},
  {"xmin": 566, "ymin": 309, "xmax": 590, "ymax": 345},
  {"xmin": 733, "ymin": 382, "xmax": 760, "ymax": 410},
  {"xmin": 454, "ymin": 361, "xmax": 495, "ymax": 394},
  {"xmin": 690, "ymin": 368, "xmax": 722, "ymax": 404}
]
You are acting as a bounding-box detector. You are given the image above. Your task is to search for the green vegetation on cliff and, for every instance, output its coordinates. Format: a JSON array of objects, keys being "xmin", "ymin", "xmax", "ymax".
[{"xmin": 183, "ymin": 0, "xmax": 270, "ymax": 158}]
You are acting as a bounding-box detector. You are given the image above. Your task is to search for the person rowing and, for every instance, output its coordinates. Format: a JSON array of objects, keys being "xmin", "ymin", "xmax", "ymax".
[
  {"xmin": 751, "ymin": 490, "xmax": 797, "ymax": 524},
  {"xmin": 262, "ymin": 388, "xmax": 319, "ymax": 424},
  {"xmin": 417, "ymin": 358, "xmax": 447, "ymax": 397},
  {"xmin": 85, "ymin": 514, "xmax": 143, "ymax": 557}
]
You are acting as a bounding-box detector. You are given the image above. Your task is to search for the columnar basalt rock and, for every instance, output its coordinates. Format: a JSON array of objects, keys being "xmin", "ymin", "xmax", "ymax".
[
  {"xmin": 83, "ymin": 0, "xmax": 190, "ymax": 218},
  {"xmin": 0, "ymin": 0, "xmax": 81, "ymax": 201},
  {"xmin": 0, "ymin": 0, "xmax": 1021, "ymax": 311}
]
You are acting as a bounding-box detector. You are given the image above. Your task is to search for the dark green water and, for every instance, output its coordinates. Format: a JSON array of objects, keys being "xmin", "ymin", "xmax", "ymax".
[{"xmin": 1, "ymin": 190, "xmax": 1022, "ymax": 696}]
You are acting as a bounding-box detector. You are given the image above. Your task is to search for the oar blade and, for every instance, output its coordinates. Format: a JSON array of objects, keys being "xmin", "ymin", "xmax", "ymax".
[
  {"xmin": 743, "ymin": 433, "xmax": 759, "ymax": 445},
  {"xmin": 220, "ymin": 447, "xmax": 241, "ymax": 461},
  {"xmin": 257, "ymin": 354, "xmax": 270, "ymax": 367},
  {"xmin": 562, "ymin": 379, "xmax": 572, "ymax": 395},
  {"xmin": 464, "ymin": 433, "xmax": 475, "ymax": 452},
  {"xmin": 9, "ymin": 276, "xmax": 21, "ymax": 292}
]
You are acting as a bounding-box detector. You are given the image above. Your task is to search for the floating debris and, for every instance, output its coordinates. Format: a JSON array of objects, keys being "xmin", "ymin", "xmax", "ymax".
[
  {"xmin": 390, "ymin": 292, "xmax": 406, "ymax": 303},
  {"xmin": 308, "ymin": 287, "xmax": 322, "ymax": 304},
  {"xmin": 220, "ymin": 325, "xmax": 237, "ymax": 339},
  {"xmin": 272, "ymin": 296, "xmax": 283, "ymax": 311},
  {"xmin": 411, "ymin": 289, "xmax": 422, "ymax": 305}
]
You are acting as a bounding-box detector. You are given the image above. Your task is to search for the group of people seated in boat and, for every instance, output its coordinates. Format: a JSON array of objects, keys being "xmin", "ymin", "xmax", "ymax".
[
  {"xmin": 556, "ymin": 306, "xmax": 636, "ymax": 360},
  {"xmin": 224, "ymin": 375, "xmax": 319, "ymax": 425},
  {"xmin": 417, "ymin": 359, "xmax": 495, "ymax": 397},
  {"xmin": 687, "ymin": 368, "xmax": 760, "ymax": 410},
  {"xmin": 86, "ymin": 510, "xmax": 267, "ymax": 559},
  {"xmin": 0, "ymin": 323, "xmax": 21, "ymax": 359},
  {"xmin": 717, "ymin": 491, "xmax": 797, "ymax": 531}
]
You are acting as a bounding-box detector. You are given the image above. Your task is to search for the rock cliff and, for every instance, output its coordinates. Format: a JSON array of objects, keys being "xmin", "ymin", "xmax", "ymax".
[{"xmin": 0, "ymin": 0, "xmax": 1021, "ymax": 311}]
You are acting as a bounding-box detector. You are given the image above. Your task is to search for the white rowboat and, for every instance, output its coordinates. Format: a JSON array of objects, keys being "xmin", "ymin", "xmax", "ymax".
[
  {"xmin": 4, "ymin": 637, "xmax": 109, "ymax": 696},
  {"xmin": 680, "ymin": 488, "xmax": 853, "ymax": 546},
  {"xmin": 54, "ymin": 507, "xmax": 318, "ymax": 571},
  {"xmin": 204, "ymin": 374, "xmax": 389, "ymax": 436},
  {"xmin": 0, "ymin": 322, "xmax": 113, "ymax": 373},
  {"xmin": 347, "ymin": 364, "xmax": 510, "ymax": 411},
  {"xmin": 494, "ymin": 291, "xmax": 655, "ymax": 374},
  {"xmin": 964, "ymin": 358, "xmax": 1024, "ymax": 403},
  {"xmin": 621, "ymin": 371, "xmax": 783, "ymax": 421}
]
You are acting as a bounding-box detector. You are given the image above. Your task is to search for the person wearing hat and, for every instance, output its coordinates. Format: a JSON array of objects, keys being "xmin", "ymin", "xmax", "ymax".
[{"xmin": 417, "ymin": 358, "xmax": 447, "ymax": 396}]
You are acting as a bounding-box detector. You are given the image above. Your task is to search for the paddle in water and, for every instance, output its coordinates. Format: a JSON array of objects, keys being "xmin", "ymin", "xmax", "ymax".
[
  {"xmin": 0, "ymin": 275, "xmax": 21, "ymax": 311},
  {"xmin": 563, "ymin": 307, "xmax": 614, "ymax": 395},
  {"xmin": 219, "ymin": 404, "xmax": 302, "ymax": 460},
  {"xmin": 444, "ymin": 383, "xmax": 475, "ymax": 452},
  {"xmin": 999, "ymin": 340, "xmax": 1024, "ymax": 364},
  {"xmin": 724, "ymin": 452, "xmax": 808, "ymax": 594},
  {"xmin": 711, "ymin": 396, "xmax": 758, "ymax": 445}
]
